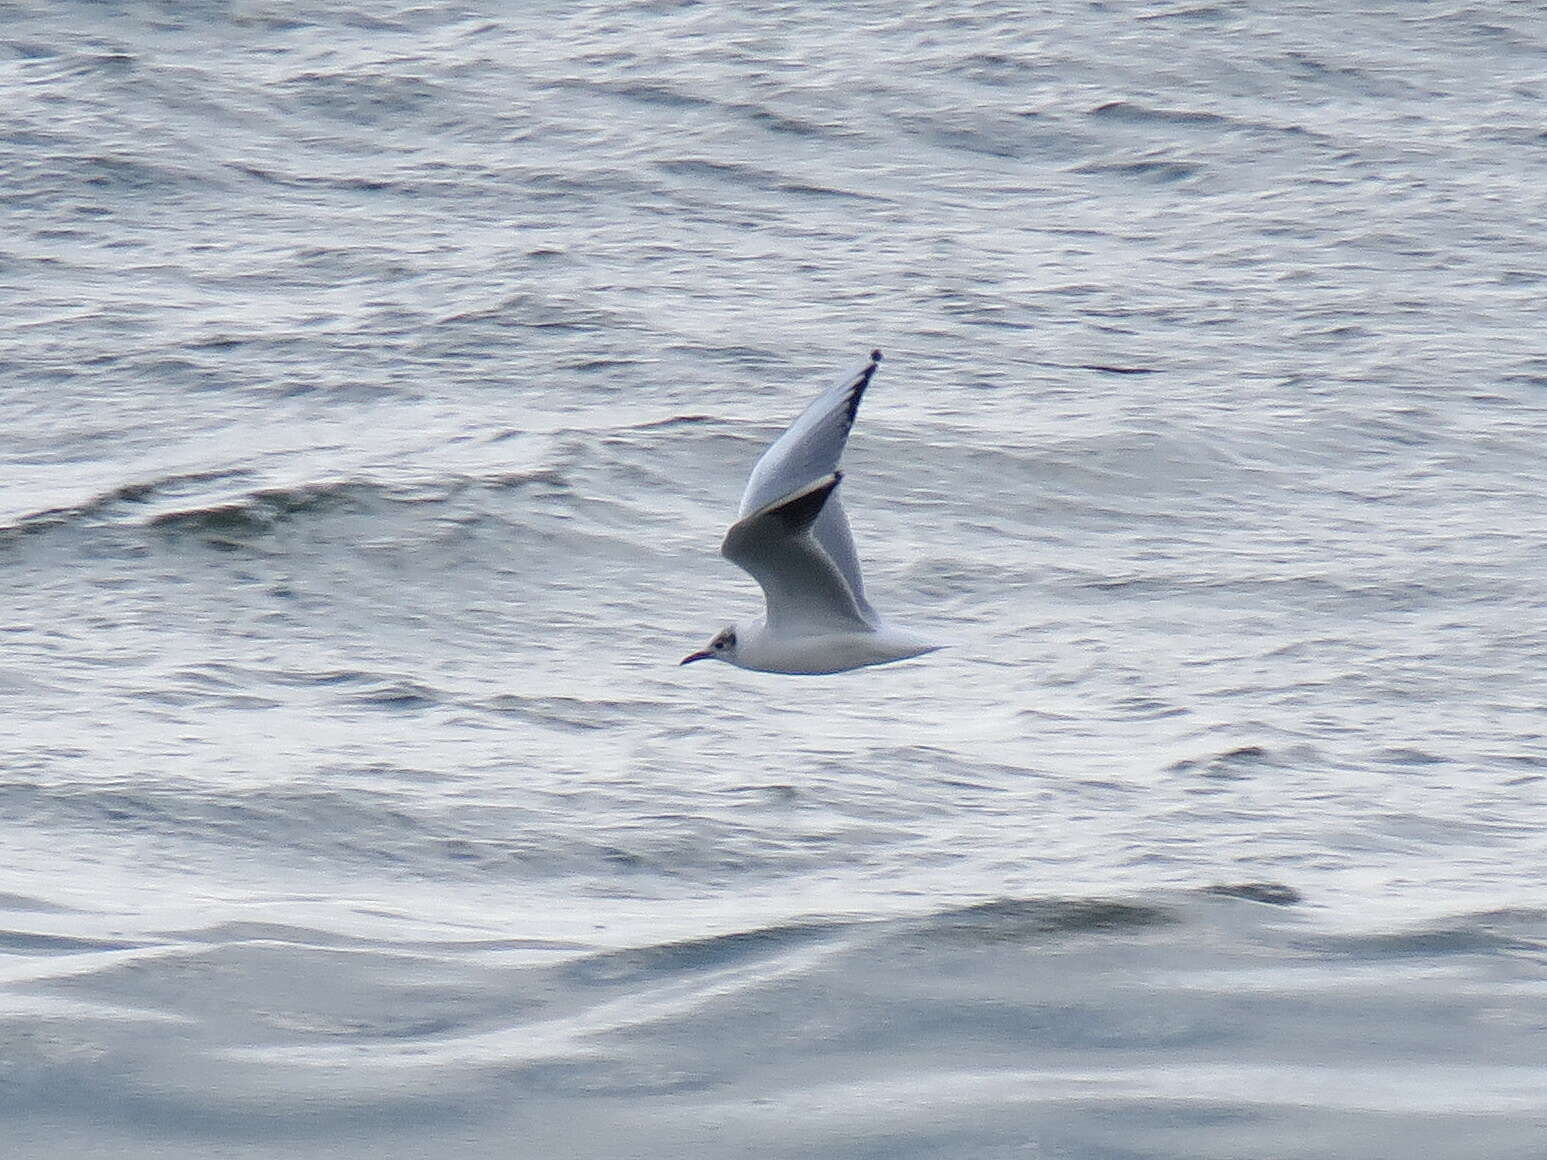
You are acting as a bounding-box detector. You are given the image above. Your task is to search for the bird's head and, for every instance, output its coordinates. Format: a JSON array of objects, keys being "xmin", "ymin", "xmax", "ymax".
[{"xmin": 680, "ymin": 626, "xmax": 738, "ymax": 667}]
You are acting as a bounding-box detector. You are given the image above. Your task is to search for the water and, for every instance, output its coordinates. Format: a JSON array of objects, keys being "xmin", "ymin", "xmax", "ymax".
[{"xmin": 4, "ymin": 1, "xmax": 1546, "ymax": 1155}]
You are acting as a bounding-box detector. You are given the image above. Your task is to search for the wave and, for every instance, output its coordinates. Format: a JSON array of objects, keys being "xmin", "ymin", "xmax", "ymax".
[
  {"xmin": 0, "ymin": 469, "xmax": 248, "ymax": 539},
  {"xmin": 8, "ymin": 886, "xmax": 1545, "ymax": 1157},
  {"xmin": 545, "ymin": 76, "xmax": 863, "ymax": 144},
  {"xmin": 0, "ymin": 466, "xmax": 576, "ymax": 546}
]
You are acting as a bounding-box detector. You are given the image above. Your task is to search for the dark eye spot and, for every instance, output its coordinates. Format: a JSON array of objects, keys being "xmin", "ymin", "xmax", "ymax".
[{"xmin": 713, "ymin": 640, "xmax": 724, "ymax": 650}]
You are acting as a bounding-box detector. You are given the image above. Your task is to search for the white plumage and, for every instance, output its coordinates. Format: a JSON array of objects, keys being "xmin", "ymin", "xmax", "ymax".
[{"xmin": 681, "ymin": 351, "xmax": 941, "ymax": 675}]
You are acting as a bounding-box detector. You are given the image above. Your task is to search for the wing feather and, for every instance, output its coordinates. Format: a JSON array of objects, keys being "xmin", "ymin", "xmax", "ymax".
[
  {"xmin": 721, "ymin": 473, "xmax": 871, "ymax": 635},
  {"xmin": 738, "ymin": 350, "xmax": 880, "ymax": 517},
  {"xmin": 736, "ymin": 351, "xmax": 881, "ymax": 622}
]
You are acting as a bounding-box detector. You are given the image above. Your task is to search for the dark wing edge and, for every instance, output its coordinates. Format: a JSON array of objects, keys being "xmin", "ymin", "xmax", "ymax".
[
  {"xmin": 724, "ymin": 472, "xmax": 843, "ymax": 560},
  {"xmin": 842, "ymin": 349, "xmax": 883, "ymax": 427}
]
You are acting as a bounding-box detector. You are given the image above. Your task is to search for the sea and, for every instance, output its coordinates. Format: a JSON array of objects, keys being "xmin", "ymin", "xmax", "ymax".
[{"xmin": 3, "ymin": 1, "xmax": 1546, "ymax": 1156}]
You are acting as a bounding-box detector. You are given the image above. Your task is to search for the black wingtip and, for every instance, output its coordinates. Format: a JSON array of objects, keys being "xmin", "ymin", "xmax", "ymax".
[{"xmin": 844, "ymin": 352, "xmax": 881, "ymax": 427}]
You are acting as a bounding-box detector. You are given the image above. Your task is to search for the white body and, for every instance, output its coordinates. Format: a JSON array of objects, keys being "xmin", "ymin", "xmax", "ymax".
[
  {"xmin": 682, "ymin": 351, "xmax": 941, "ymax": 676},
  {"xmin": 731, "ymin": 617, "xmax": 940, "ymax": 675}
]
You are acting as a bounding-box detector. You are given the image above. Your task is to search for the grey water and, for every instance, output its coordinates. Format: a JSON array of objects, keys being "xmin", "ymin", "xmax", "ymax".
[{"xmin": 3, "ymin": 1, "xmax": 1547, "ymax": 1156}]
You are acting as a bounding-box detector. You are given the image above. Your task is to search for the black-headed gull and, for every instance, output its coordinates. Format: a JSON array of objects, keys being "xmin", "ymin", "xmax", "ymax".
[{"xmin": 681, "ymin": 350, "xmax": 941, "ymax": 675}]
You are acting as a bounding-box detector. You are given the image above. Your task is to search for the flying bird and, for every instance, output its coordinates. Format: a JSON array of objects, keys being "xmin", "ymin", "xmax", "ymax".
[{"xmin": 681, "ymin": 350, "xmax": 941, "ymax": 675}]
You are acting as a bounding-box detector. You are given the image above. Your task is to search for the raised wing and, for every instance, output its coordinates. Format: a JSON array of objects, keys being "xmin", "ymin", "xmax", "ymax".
[
  {"xmin": 722, "ymin": 473, "xmax": 871, "ymax": 636},
  {"xmin": 738, "ymin": 350, "xmax": 881, "ymax": 517},
  {"xmin": 737, "ymin": 350, "xmax": 882, "ymax": 623}
]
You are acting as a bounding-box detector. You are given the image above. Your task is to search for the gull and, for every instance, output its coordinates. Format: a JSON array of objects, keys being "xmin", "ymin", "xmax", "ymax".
[{"xmin": 681, "ymin": 350, "xmax": 941, "ymax": 675}]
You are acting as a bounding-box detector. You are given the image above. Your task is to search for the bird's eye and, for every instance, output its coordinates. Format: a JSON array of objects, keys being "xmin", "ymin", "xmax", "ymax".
[{"xmin": 713, "ymin": 640, "xmax": 724, "ymax": 650}]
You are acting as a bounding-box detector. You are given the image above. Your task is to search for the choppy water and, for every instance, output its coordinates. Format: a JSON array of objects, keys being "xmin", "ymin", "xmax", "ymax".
[{"xmin": 4, "ymin": 1, "xmax": 1547, "ymax": 1156}]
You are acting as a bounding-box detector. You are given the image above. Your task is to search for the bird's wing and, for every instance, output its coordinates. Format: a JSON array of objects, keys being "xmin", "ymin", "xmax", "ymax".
[
  {"xmin": 810, "ymin": 495, "xmax": 877, "ymax": 625},
  {"xmin": 737, "ymin": 351, "xmax": 880, "ymax": 517},
  {"xmin": 737, "ymin": 350, "xmax": 881, "ymax": 622},
  {"xmin": 722, "ymin": 473, "xmax": 872, "ymax": 636}
]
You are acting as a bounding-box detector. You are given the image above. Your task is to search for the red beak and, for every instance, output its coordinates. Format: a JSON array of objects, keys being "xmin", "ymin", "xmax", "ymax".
[{"xmin": 680, "ymin": 650, "xmax": 714, "ymax": 665}]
